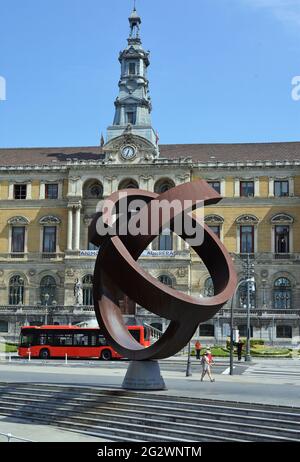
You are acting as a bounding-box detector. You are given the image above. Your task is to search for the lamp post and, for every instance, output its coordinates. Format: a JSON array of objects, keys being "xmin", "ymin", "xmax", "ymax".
[
  {"xmin": 245, "ymin": 254, "xmax": 255, "ymax": 362},
  {"xmin": 185, "ymin": 260, "xmax": 193, "ymax": 377},
  {"xmin": 44, "ymin": 293, "xmax": 50, "ymax": 325},
  {"xmin": 230, "ymin": 278, "xmax": 254, "ymax": 375},
  {"xmin": 18, "ymin": 277, "xmax": 24, "ymax": 305}
]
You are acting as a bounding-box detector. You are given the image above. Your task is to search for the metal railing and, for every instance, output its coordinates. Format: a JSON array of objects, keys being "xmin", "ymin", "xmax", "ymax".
[{"xmin": 0, "ymin": 431, "xmax": 34, "ymax": 442}]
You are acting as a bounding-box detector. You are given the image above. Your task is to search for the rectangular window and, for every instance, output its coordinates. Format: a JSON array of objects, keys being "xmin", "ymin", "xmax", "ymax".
[
  {"xmin": 11, "ymin": 227, "xmax": 25, "ymax": 255},
  {"xmin": 240, "ymin": 226, "xmax": 254, "ymax": 254},
  {"xmin": 14, "ymin": 184, "xmax": 27, "ymax": 200},
  {"xmin": 158, "ymin": 232, "xmax": 173, "ymax": 251},
  {"xmin": 276, "ymin": 325, "xmax": 292, "ymax": 339},
  {"xmin": 240, "ymin": 181, "xmax": 254, "ymax": 197},
  {"xmin": 126, "ymin": 112, "xmax": 136, "ymax": 124},
  {"xmin": 274, "ymin": 181, "xmax": 289, "ymax": 197},
  {"xmin": 45, "ymin": 184, "xmax": 58, "ymax": 199},
  {"xmin": 237, "ymin": 325, "xmax": 253, "ymax": 338},
  {"xmin": 43, "ymin": 226, "xmax": 57, "ymax": 253},
  {"xmin": 209, "ymin": 225, "xmax": 221, "ymax": 239},
  {"xmin": 275, "ymin": 226, "xmax": 290, "ymax": 254},
  {"xmin": 0, "ymin": 321, "xmax": 8, "ymax": 333},
  {"xmin": 199, "ymin": 324, "xmax": 215, "ymax": 337},
  {"xmin": 129, "ymin": 63, "xmax": 136, "ymax": 75},
  {"xmin": 207, "ymin": 181, "xmax": 221, "ymax": 194}
]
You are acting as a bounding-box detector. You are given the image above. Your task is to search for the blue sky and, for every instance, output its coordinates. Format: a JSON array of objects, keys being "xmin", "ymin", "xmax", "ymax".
[{"xmin": 0, "ymin": 0, "xmax": 300, "ymax": 148}]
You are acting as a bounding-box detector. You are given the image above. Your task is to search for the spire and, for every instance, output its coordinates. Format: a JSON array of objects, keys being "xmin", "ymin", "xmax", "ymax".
[
  {"xmin": 106, "ymin": 7, "xmax": 158, "ymax": 151},
  {"xmin": 128, "ymin": 6, "xmax": 142, "ymax": 43}
]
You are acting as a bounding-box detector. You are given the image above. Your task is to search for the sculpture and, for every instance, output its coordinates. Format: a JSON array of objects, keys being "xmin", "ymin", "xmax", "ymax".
[
  {"xmin": 89, "ymin": 180, "xmax": 237, "ymax": 364},
  {"xmin": 74, "ymin": 278, "xmax": 83, "ymax": 306}
]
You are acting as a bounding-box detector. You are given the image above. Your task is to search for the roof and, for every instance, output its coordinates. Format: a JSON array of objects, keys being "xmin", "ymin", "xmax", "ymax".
[
  {"xmin": 0, "ymin": 141, "xmax": 300, "ymax": 166},
  {"xmin": 159, "ymin": 142, "xmax": 300, "ymax": 163}
]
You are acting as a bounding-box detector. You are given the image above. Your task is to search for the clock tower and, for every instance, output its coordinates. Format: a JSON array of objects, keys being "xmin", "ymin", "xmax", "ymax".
[{"xmin": 105, "ymin": 7, "xmax": 159, "ymax": 157}]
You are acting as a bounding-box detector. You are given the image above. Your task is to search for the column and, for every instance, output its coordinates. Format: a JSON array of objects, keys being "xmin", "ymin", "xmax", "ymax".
[
  {"xmin": 177, "ymin": 235, "xmax": 182, "ymax": 251},
  {"xmin": 220, "ymin": 179, "xmax": 226, "ymax": 197},
  {"xmin": 289, "ymin": 177, "xmax": 294, "ymax": 196},
  {"xmin": 27, "ymin": 182, "xmax": 32, "ymax": 199},
  {"xmin": 67, "ymin": 207, "xmax": 73, "ymax": 251},
  {"xmin": 58, "ymin": 181, "xmax": 63, "ymax": 199},
  {"xmin": 39, "ymin": 182, "xmax": 45, "ymax": 200},
  {"xmin": 254, "ymin": 177, "xmax": 260, "ymax": 197},
  {"xmin": 74, "ymin": 206, "xmax": 81, "ymax": 251},
  {"xmin": 234, "ymin": 178, "xmax": 240, "ymax": 197},
  {"xmin": 8, "ymin": 182, "xmax": 14, "ymax": 199},
  {"xmin": 269, "ymin": 177, "xmax": 274, "ymax": 197}
]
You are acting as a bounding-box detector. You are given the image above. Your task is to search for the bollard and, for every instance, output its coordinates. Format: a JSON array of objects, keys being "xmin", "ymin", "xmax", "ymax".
[
  {"xmin": 8, "ymin": 353, "xmax": 11, "ymax": 363},
  {"xmin": 65, "ymin": 353, "xmax": 68, "ymax": 365},
  {"xmin": 28, "ymin": 350, "xmax": 31, "ymax": 362},
  {"xmin": 7, "ymin": 433, "xmax": 12, "ymax": 443}
]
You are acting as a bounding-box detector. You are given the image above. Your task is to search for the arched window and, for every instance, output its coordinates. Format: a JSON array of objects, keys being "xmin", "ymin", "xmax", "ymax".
[
  {"xmin": 204, "ymin": 277, "xmax": 214, "ymax": 297},
  {"xmin": 82, "ymin": 275, "xmax": 93, "ymax": 305},
  {"xmin": 158, "ymin": 275, "xmax": 173, "ymax": 288},
  {"xmin": 274, "ymin": 278, "xmax": 291, "ymax": 309},
  {"xmin": 238, "ymin": 280, "xmax": 256, "ymax": 308},
  {"xmin": 9, "ymin": 275, "xmax": 24, "ymax": 305},
  {"xmin": 154, "ymin": 178, "xmax": 175, "ymax": 194},
  {"xmin": 118, "ymin": 178, "xmax": 139, "ymax": 190},
  {"xmin": 83, "ymin": 180, "xmax": 103, "ymax": 199},
  {"xmin": 40, "ymin": 276, "xmax": 57, "ymax": 306}
]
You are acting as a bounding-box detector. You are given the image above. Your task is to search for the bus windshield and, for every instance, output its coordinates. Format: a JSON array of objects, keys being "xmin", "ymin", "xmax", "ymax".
[{"xmin": 20, "ymin": 332, "xmax": 36, "ymax": 347}]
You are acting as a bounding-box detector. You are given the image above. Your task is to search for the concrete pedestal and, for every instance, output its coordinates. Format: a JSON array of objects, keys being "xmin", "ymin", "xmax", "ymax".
[{"xmin": 122, "ymin": 360, "xmax": 166, "ymax": 391}]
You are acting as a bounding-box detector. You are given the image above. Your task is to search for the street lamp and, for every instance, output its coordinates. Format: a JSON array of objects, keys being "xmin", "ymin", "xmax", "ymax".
[
  {"xmin": 243, "ymin": 254, "xmax": 255, "ymax": 362},
  {"xmin": 44, "ymin": 293, "xmax": 50, "ymax": 325},
  {"xmin": 230, "ymin": 277, "xmax": 255, "ymax": 375},
  {"xmin": 18, "ymin": 277, "xmax": 24, "ymax": 305}
]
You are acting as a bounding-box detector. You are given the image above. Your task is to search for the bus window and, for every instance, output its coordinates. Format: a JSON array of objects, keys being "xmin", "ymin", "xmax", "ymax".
[
  {"xmin": 74, "ymin": 333, "xmax": 89, "ymax": 346},
  {"xmin": 129, "ymin": 329, "xmax": 141, "ymax": 343},
  {"xmin": 40, "ymin": 334, "xmax": 47, "ymax": 345},
  {"xmin": 52, "ymin": 334, "xmax": 73, "ymax": 346},
  {"xmin": 98, "ymin": 335, "xmax": 107, "ymax": 346}
]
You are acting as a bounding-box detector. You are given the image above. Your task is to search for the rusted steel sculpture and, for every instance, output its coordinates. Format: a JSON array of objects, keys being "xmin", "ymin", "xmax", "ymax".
[{"xmin": 89, "ymin": 180, "xmax": 237, "ymax": 361}]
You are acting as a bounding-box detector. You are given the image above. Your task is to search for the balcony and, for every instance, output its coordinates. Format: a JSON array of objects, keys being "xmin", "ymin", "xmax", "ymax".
[
  {"xmin": 0, "ymin": 253, "xmax": 65, "ymax": 262},
  {"xmin": 141, "ymin": 250, "xmax": 190, "ymax": 259},
  {"xmin": 218, "ymin": 308, "xmax": 300, "ymax": 320},
  {"xmin": 0, "ymin": 305, "xmax": 94, "ymax": 315}
]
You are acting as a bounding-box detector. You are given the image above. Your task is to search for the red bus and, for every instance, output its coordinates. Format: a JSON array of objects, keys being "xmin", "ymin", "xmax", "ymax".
[{"xmin": 18, "ymin": 325, "xmax": 150, "ymax": 360}]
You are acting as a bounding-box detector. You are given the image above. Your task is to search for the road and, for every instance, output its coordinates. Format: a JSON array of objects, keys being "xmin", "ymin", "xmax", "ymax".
[{"xmin": 0, "ymin": 357, "xmax": 299, "ymax": 407}]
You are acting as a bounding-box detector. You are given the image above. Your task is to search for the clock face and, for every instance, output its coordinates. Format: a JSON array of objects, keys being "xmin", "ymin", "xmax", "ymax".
[{"xmin": 121, "ymin": 145, "xmax": 136, "ymax": 160}]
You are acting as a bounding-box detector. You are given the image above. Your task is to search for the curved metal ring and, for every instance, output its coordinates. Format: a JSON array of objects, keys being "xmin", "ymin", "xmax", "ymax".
[{"xmin": 90, "ymin": 180, "xmax": 237, "ymax": 360}]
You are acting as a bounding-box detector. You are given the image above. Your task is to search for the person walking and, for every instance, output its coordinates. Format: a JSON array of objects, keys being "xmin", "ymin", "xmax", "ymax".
[
  {"xmin": 195, "ymin": 340, "xmax": 202, "ymax": 359},
  {"xmin": 237, "ymin": 338, "xmax": 244, "ymax": 361},
  {"xmin": 200, "ymin": 351, "xmax": 215, "ymax": 382}
]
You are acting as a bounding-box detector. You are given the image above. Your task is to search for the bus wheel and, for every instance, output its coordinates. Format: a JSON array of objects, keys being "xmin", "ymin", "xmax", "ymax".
[
  {"xmin": 39, "ymin": 349, "xmax": 50, "ymax": 360},
  {"xmin": 100, "ymin": 350, "xmax": 112, "ymax": 361}
]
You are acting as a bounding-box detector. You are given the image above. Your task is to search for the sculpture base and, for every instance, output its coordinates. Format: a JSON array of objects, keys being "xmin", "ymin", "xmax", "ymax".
[{"xmin": 122, "ymin": 360, "xmax": 166, "ymax": 391}]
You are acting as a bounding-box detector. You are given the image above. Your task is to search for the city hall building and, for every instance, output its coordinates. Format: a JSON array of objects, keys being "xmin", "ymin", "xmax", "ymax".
[{"xmin": 0, "ymin": 9, "xmax": 299, "ymax": 345}]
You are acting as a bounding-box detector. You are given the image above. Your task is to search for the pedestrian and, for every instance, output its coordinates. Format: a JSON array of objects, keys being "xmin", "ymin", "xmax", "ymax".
[
  {"xmin": 206, "ymin": 348, "xmax": 214, "ymax": 366},
  {"xmin": 237, "ymin": 338, "xmax": 244, "ymax": 361},
  {"xmin": 200, "ymin": 351, "xmax": 215, "ymax": 382},
  {"xmin": 195, "ymin": 340, "xmax": 202, "ymax": 359}
]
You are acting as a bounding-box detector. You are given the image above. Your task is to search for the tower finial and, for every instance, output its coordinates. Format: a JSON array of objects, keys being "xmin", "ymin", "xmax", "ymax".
[{"xmin": 129, "ymin": 3, "xmax": 141, "ymax": 39}]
